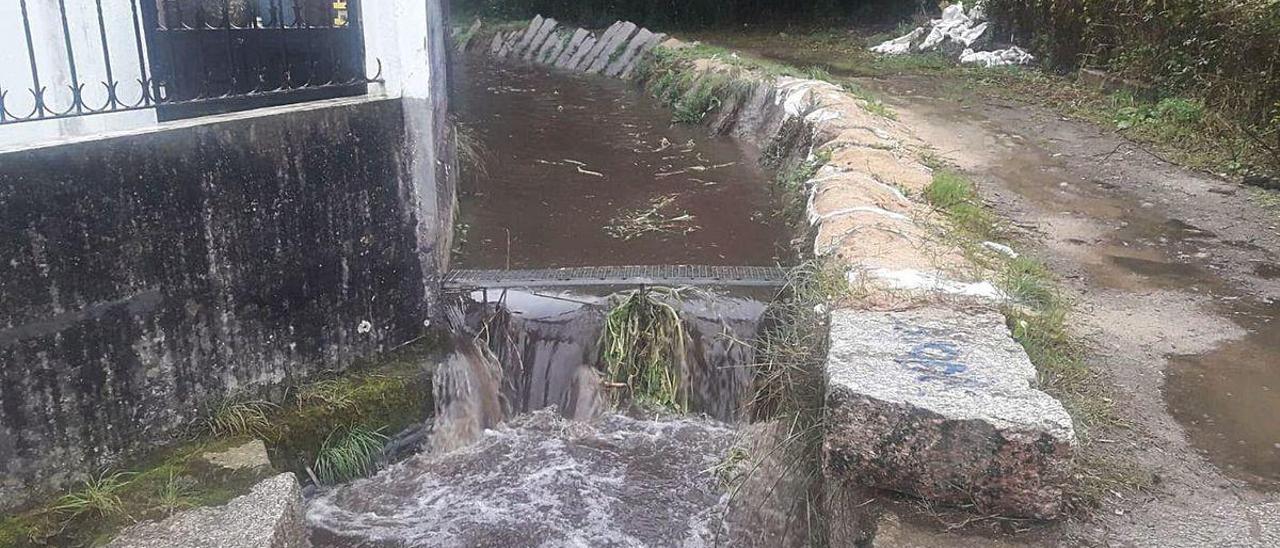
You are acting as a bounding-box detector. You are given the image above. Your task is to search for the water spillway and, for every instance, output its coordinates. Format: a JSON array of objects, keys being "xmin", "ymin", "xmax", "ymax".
[
  {"xmin": 307, "ymin": 287, "xmax": 788, "ymax": 546},
  {"xmin": 303, "ymin": 33, "xmax": 810, "ymax": 547}
]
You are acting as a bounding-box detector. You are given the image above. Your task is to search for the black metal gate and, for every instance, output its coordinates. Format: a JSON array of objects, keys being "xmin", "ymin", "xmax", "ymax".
[
  {"xmin": 141, "ymin": 0, "xmax": 374, "ymax": 120},
  {"xmin": 0, "ymin": 0, "xmax": 379, "ymax": 126}
]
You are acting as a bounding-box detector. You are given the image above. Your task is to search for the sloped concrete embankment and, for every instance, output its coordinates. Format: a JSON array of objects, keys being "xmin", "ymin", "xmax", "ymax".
[
  {"xmin": 484, "ymin": 16, "xmax": 667, "ymax": 78},
  {"xmin": 471, "ymin": 17, "xmax": 1075, "ymax": 520}
]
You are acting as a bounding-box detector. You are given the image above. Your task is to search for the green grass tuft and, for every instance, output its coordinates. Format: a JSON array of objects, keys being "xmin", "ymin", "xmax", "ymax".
[
  {"xmin": 924, "ymin": 170, "xmax": 995, "ymax": 237},
  {"xmin": 740, "ymin": 259, "xmax": 849, "ymax": 546},
  {"xmin": 153, "ymin": 471, "xmax": 197, "ymax": 517},
  {"xmin": 312, "ymin": 425, "xmax": 389, "ymax": 485},
  {"xmin": 51, "ymin": 472, "xmax": 132, "ymax": 520},
  {"xmin": 202, "ymin": 399, "xmax": 277, "ymax": 439},
  {"xmin": 295, "ymin": 379, "xmax": 360, "ymax": 413}
]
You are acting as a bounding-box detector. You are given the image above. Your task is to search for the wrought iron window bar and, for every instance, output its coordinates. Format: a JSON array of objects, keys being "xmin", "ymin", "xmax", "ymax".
[{"xmin": 1, "ymin": 0, "xmax": 382, "ymax": 126}]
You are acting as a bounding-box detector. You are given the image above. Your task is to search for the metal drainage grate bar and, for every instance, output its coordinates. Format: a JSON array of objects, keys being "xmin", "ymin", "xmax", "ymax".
[{"xmin": 443, "ymin": 265, "xmax": 790, "ymax": 290}]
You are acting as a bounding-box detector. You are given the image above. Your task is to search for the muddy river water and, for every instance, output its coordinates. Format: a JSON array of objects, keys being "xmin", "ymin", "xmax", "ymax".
[{"xmin": 453, "ymin": 56, "xmax": 792, "ymax": 269}]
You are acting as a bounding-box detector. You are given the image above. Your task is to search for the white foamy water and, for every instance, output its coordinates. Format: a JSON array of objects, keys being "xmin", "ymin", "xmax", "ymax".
[{"xmin": 307, "ymin": 411, "xmax": 736, "ymax": 547}]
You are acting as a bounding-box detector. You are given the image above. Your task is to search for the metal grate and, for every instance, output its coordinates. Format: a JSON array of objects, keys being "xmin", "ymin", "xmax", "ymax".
[{"xmin": 443, "ymin": 265, "xmax": 791, "ymax": 290}]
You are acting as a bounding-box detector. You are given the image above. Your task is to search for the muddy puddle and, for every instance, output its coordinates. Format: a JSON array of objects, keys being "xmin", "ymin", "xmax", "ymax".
[
  {"xmin": 453, "ymin": 56, "xmax": 793, "ymax": 269},
  {"xmin": 1167, "ymin": 300, "xmax": 1280, "ymax": 484}
]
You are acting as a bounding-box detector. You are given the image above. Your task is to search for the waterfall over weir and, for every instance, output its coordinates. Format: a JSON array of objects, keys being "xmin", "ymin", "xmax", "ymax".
[{"xmin": 306, "ymin": 287, "xmax": 806, "ymax": 547}]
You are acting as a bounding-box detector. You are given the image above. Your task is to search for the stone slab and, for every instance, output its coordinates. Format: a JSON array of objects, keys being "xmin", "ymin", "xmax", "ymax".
[
  {"xmin": 200, "ymin": 440, "xmax": 272, "ymax": 471},
  {"xmin": 554, "ymin": 29, "xmax": 591, "ymax": 67},
  {"xmin": 572, "ymin": 22, "xmax": 623, "ymax": 72},
  {"xmin": 108, "ymin": 473, "xmax": 305, "ymax": 548},
  {"xmin": 523, "ymin": 18, "xmax": 559, "ymax": 61},
  {"xmin": 823, "ymin": 307, "xmax": 1074, "ymax": 519},
  {"xmin": 510, "ymin": 15, "xmax": 545, "ymax": 58},
  {"xmin": 605, "ymin": 28, "xmax": 655, "ymax": 77},
  {"xmin": 587, "ymin": 22, "xmax": 638, "ymax": 74},
  {"xmin": 621, "ymin": 33, "xmax": 667, "ymax": 79},
  {"xmin": 497, "ymin": 30, "xmax": 520, "ymax": 58},
  {"xmin": 564, "ymin": 34, "xmax": 598, "ymax": 70},
  {"xmin": 539, "ymin": 31, "xmax": 568, "ymax": 65}
]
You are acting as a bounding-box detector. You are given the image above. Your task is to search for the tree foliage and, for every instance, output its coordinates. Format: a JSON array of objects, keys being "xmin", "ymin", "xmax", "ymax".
[
  {"xmin": 455, "ymin": 0, "xmax": 928, "ymax": 29},
  {"xmin": 987, "ymin": 0, "xmax": 1280, "ymax": 130}
]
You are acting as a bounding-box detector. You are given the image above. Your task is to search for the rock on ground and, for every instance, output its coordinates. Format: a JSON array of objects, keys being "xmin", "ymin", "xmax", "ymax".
[
  {"xmin": 823, "ymin": 307, "xmax": 1074, "ymax": 519},
  {"xmin": 107, "ymin": 473, "xmax": 305, "ymax": 548},
  {"xmin": 200, "ymin": 439, "xmax": 272, "ymax": 471}
]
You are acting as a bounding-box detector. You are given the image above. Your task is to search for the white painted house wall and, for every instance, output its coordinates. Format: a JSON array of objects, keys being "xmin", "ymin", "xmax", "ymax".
[
  {"xmin": 0, "ymin": 0, "xmax": 155, "ymax": 149},
  {"xmin": 0, "ymin": 0, "xmax": 433, "ymax": 151}
]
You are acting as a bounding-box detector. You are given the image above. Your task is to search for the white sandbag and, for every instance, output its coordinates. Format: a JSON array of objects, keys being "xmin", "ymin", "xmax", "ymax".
[
  {"xmin": 871, "ymin": 27, "xmax": 926, "ymax": 55},
  {"xmin": 919, "ymin": 3, "xmax": 973, "ymax": 50},
  {"xmin": 957, "ymin": 22, "xmax": 989, "ymax": 47},
  {"xmin": 959, "ymin": 46, "xmax": 1035, "ymax": 67}
]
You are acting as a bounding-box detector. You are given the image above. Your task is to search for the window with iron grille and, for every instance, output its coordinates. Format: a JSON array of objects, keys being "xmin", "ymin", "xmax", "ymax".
[{"xmin": 0, "ymin": 0, "xmax": 380, "ymax": 127}]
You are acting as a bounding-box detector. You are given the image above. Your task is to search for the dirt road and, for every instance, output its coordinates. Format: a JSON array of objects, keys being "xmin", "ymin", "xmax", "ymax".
[
  {"xmin": 875, "ymin": 73, "xmax": 1280, "ymax": 546},
  {"xmin": 693, "ymin": 30, "xmax": 1280, "ymax": 545}
]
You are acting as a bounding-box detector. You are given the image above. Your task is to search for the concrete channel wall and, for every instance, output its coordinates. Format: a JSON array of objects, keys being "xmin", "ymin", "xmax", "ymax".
[
  {"xmin": 474, "ymin": 17, "xmax": 1076, "ymax": 520},
  {"xmin": 0, "ymin": 95, "xmax": 452, "ymax": 512},
  {"xmin": 0, "ymin": 0, "xmax": 456, "ymax": 513}
]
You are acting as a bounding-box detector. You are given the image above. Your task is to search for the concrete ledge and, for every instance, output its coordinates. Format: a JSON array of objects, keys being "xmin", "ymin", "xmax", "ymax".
[
  {"xmin": 0, "ymin": 95, "xmax": 399, "ymax": 155},
  {"xmin": 823, "ymin": 307, "xmax": 1074, "ymax": 519}
]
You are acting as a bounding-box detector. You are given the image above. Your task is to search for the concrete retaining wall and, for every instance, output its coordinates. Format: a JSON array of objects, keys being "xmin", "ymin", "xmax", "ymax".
[{"xmin": 0, "ymin": 96, "xmax": 451, "ymax": 511}]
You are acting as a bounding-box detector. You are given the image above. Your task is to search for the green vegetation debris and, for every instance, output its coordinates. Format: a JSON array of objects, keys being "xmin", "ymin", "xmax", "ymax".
[
  {"xmin": 599, "ymin": 288, "xmax": 690, "ymax": 412},
  {"xmin": 605, "ymin": 194, "xmax": 699, "ymax": 240}
]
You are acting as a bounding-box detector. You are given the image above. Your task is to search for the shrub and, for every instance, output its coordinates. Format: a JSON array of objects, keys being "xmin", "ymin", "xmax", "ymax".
[{"xmin": 986, "ymin": 0, "xmax": 1280, "ymax": 137}]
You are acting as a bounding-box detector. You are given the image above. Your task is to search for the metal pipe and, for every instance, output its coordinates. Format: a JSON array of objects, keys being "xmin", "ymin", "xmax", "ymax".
[
  {"xmin": 129, "ymin": 0, "xmax": 152, "ymax": 105},
  {"xmin": 94, "ymin": 0, "xmax": 117, "ymax": 108},
  {"xmin": 56, "ymin": 0, "xmax": 83, "ymax": 114},
  {"xmin": 17, "ymin": 0, "xmax": 44, "ymax": 118}
]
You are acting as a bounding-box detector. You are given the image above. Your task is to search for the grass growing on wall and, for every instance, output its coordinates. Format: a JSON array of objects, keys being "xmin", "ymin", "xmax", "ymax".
[
  {"xmin": 0, "ymin": 338, "xmax": 441, "ymax": 548},
  {"xmin": 730, "ymin": 260, "xmax": 848, "ymax": 545}
]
